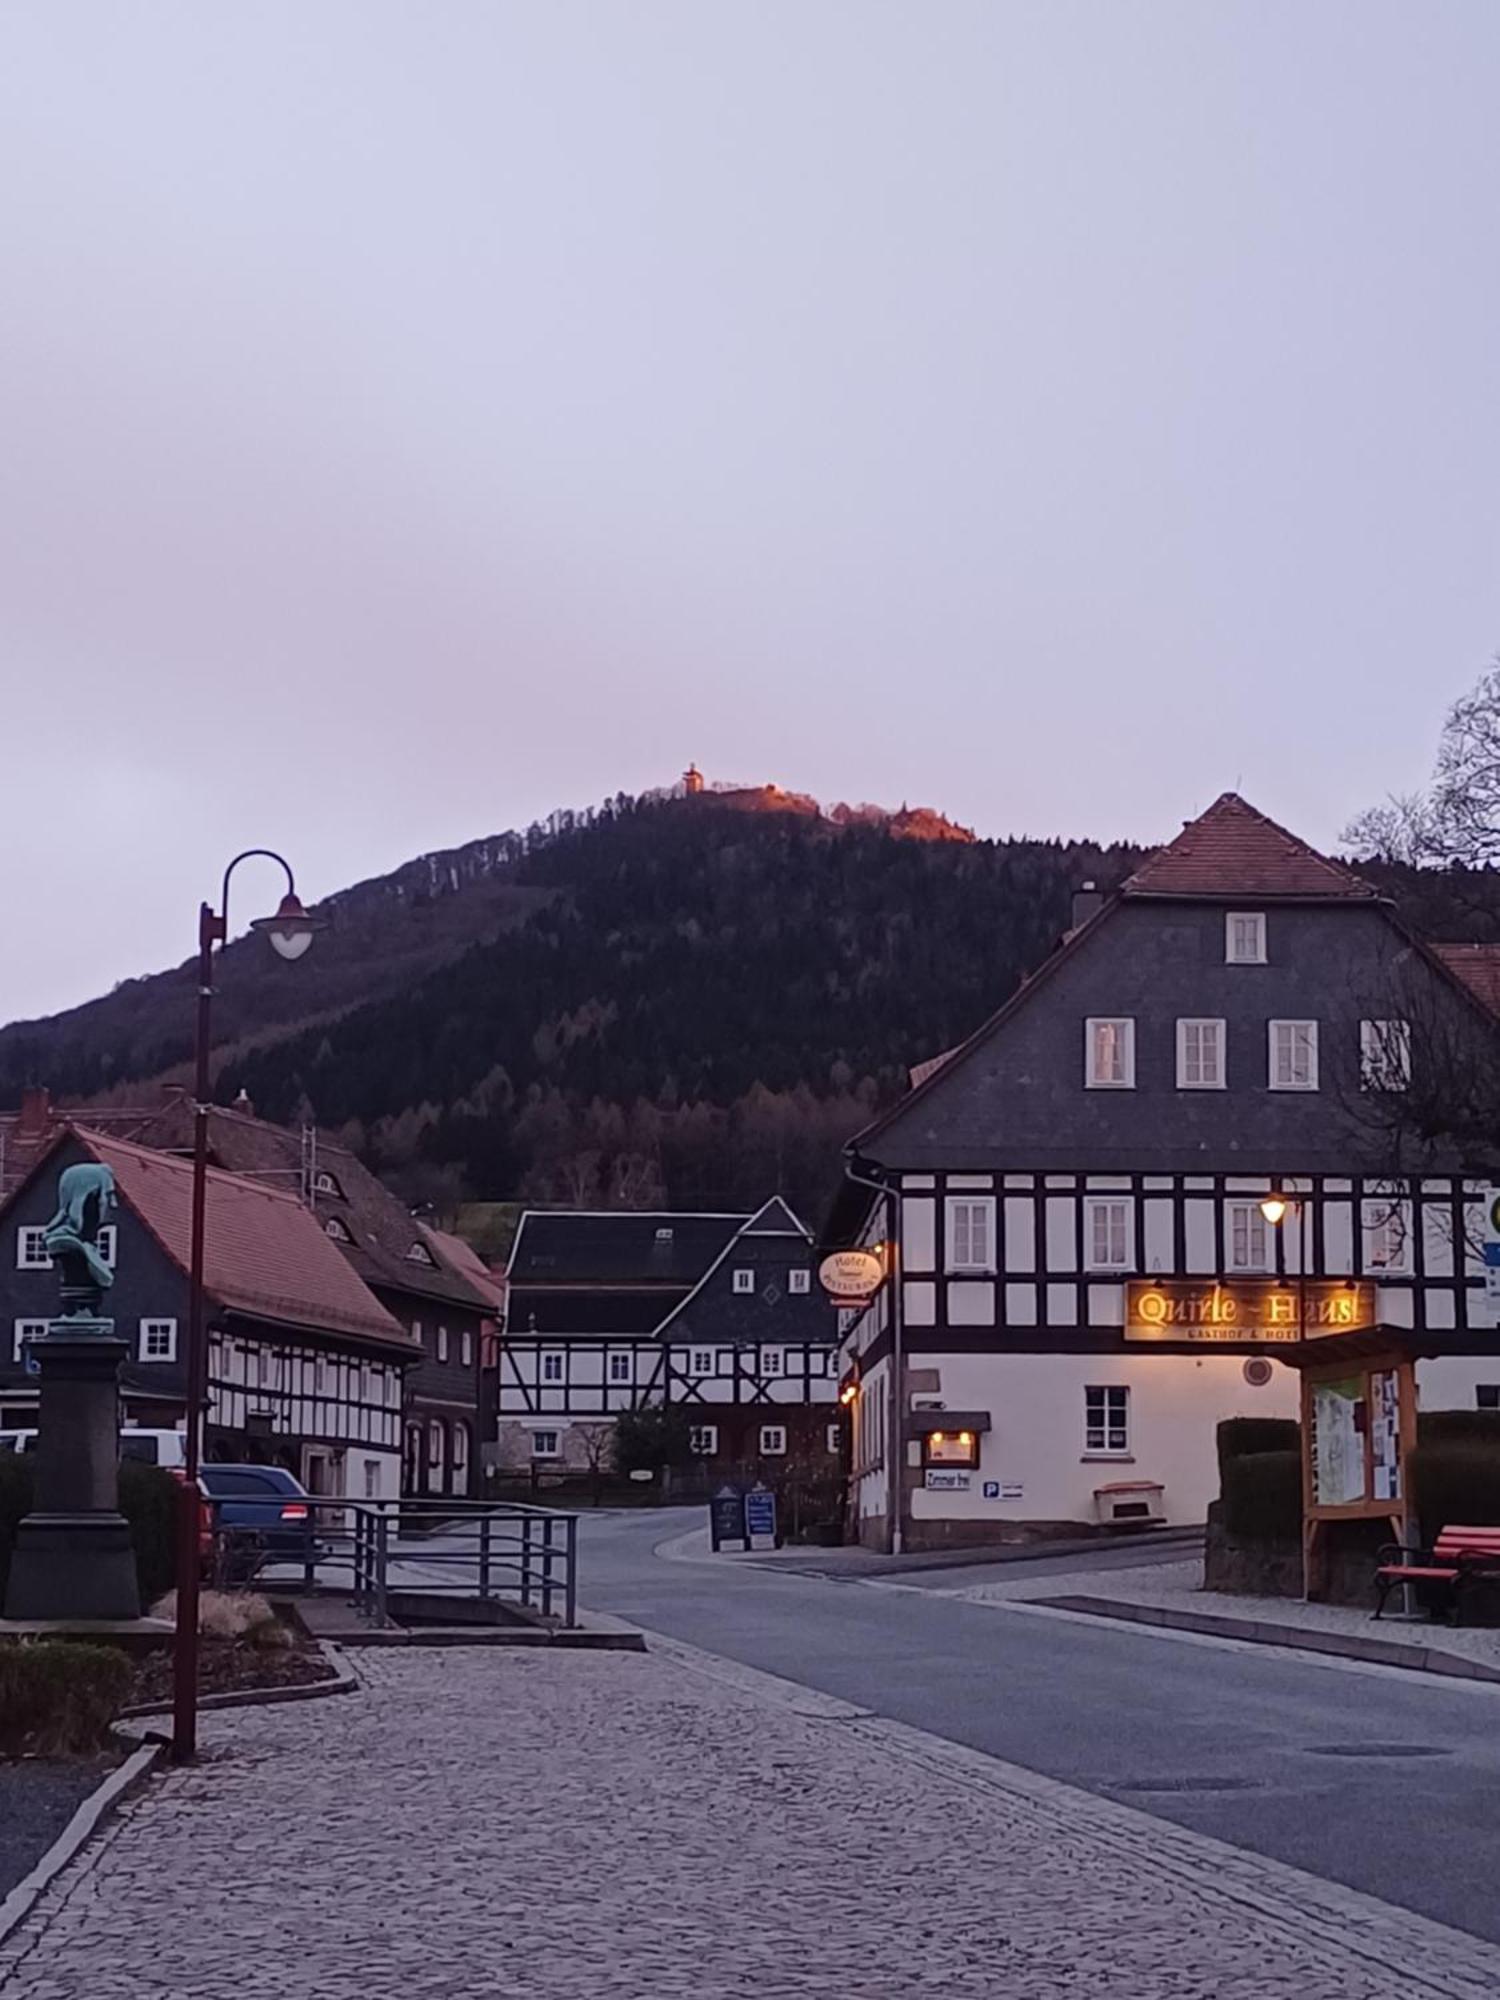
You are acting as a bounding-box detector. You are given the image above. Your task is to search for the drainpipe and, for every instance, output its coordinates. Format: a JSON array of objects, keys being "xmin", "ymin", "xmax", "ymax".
[{"xmin": 844, "ymin": 1153, "xmax": 904, "ymax": 1557}]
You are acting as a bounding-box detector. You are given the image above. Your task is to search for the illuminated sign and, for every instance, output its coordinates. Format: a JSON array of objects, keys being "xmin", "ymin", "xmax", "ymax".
[
  {"xmin": 1124, "ymin": 1280, "xmax": 1376, "ymax": 1344},
  {"xmin": 819, "ymin": 1249, "xmax": 885, "ymax": 1302}
]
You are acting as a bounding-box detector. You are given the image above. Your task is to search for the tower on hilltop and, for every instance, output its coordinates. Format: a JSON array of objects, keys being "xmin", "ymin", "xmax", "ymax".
[{"xmin": 682, "ymin": 763, "xmax": 705, "ymax": 795}]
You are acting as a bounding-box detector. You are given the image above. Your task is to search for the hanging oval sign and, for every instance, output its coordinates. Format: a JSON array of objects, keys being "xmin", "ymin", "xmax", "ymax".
[{"xmin": 818, "ymin": 1249, "xmax": 884, "ymax": 1300}]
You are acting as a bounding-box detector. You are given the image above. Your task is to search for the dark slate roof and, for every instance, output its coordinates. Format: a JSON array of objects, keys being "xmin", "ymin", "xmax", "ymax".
[
  {"xmin": 651, "ymin": 1200, "xmax": 837, "ymax": 1346},
  {"xmin": 508, "ymin": 1292, "xmax": 670, "ymax": 1337},
  {"xmin": 507, "ymin": 1210, "xmax": 749, "ymax": 1287},
  {"xmin": 738, "ymin": 1196, "xmax": 805, "ymax": 1237},
  {"xmin": 130, "ymin": 1101, "xmax": 493, "ymax": 1314},
  {"xmin": 1122, "ymin": 793, "xmax": 1378, "ymax": 902}
]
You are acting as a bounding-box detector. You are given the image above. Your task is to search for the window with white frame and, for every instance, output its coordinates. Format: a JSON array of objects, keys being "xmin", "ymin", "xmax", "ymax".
[
  {"xmin": 732, "ymin": 1268, "xmax": 755, "ymax": 1294},
  {"xmin": 689, "ymin": 1348, "xmax": 715, "ymax": 1376},
  {"xmin": 759, "ymin": 1425, "xmax": 788, "ymax": 1455},
  {"xmin": 530, "ymin": 1429, "xmax": 560, "ymax": 1458},
  {"xmin": 1269, "ymin": 1020, "xmax": 1319, "ymax": 1090},
  {"xmin": 325, "ymin": 1218, "xmax": 352, "ymax": 1243},
  {"xmin": 16, "ymin": 1228, "xmax": 50, "ymax": 1271},
  {"xmin": 1226, "ymin": 912, "xmax": 1267, "ymax": 964},
  {"xmin": 1176, "ymin": 1018, "xmax": 1225, "ymax": 1090},
  {"xmin": 1363, "ymin": 1199, "xmax": 1412, "ymax": 1273},
  {"xmin": 945, "ymin": 1196, "xmax": 996, "ymax": 1273},
  {"xmin": 461, "ymin": 1328, "xmax": 473, "ymax": 1368},
  {"xmin": 760, "ymin": 1347, "xmax": 784, "ymax": 1376},
  {"xmin": 541, "ymin": 1351, "xmax": 564, "ymax": 1383},
  {"xmin": 1084, "ymin": 1385, "xmax": 1129, "ymax": 1454},
  {"xmin": 95, "ymin": 1226, "xmax": 116, "ymax": 1269},
  {"xmin": 688, "ymin": 1424, "xmax": 718, "ymax": 1455},
  {"xmin": 12, "ymin": 1320, "xmax": 46, "ymax": 1363},
  {"xmin": 608, "ymin": 1350, "xmax": 632, "ymax": 1384},
  {"xmin": 139, "ymin": 1319, "xmax": 177, "ymax": 1363},
  {"xmin": 1227, "ymin": 1202, "xmax": 1270, "ymax": 1272},
  {"xmin": 1085, "ymin": 1017, "xmax": 1135, "ymax": 1088},
  {"xmin": 436, "ymin": 1326, "xmax": 449, "ymax": 1364},
  {"xmin": 1084, "ymin": 1198, "xmax": 1132, "ymax": 1272},
  {"xmin": 314, "ymin": 1170, "xmax": 344, "ymax": 1198},
  {"xmin": 789, "ymin": 1268, "xmax": 810, "ymax": 1294},
  {"xmin": 1360, "ymin": 1019, "xmax": 1411, "ymax": 1092}
]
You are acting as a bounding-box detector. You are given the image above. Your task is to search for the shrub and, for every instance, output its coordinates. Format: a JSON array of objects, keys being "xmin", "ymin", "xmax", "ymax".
[
  {"xmin": 149, "ymin": 1588, "xmax": 285, "ymax": 1643},
  {"xmin": 0, "ymin": 1641, "xmax": 133, "ymax": 1756},
  {"xmin": 1411, "ymin": 1444, "xmax": 1500, "ymax": 1542},
  {"xmin": 1417, "ymin": 1411, "xmax": 1500, "ymax": 1452},
  {"xmin": 1221, "ymin": 1450, "xmax": 1302, "ymax": 1543},
  {"xmin": 0, "ymin": 1458, "xmax": 181, "ymax": 1606},
  {"xmin": 612, "ymin": 1405, "xmax": 695, "ymax": 1475},
  {"xmin": 1217, "ymin": 1418, "xmax": 1299, "ymax": 1476}
]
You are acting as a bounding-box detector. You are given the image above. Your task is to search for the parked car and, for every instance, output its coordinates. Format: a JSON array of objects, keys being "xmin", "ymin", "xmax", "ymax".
[
  {"xmin": 0, "ymin": 1426, "xmax": 189, "ymax": 1469},
  {"xmin": 199, "ymin": 1463, "xmax": 319, "ymax": 1579}
]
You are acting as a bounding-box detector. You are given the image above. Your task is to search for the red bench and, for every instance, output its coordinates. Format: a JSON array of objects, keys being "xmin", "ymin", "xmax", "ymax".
[{"xmin": 1374, "ymin": 1526, "xmax": 1500, "ymax": 1623}]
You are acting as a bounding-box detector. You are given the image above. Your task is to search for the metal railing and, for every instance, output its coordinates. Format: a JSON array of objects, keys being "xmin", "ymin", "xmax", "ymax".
[{"xmin": 206, "ymin": 1496, "xmax": 580, "ymax": 1628}]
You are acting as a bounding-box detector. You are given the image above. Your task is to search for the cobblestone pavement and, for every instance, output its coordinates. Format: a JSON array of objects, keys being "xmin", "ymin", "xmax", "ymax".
[{"xmin": 5, "ymin": 1643, "xmax": 1500, "ymax": 1999}]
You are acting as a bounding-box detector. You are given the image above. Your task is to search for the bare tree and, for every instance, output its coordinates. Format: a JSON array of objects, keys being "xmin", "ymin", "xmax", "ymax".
[{"xmin": 1346, "ymin": 661, "xmax": 1500, "ymax": 865}]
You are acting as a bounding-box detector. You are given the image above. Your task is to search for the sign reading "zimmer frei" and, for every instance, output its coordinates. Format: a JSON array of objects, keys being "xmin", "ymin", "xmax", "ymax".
[{"xmin": 1124, "ymin": 1280, "xmax": 1377, "ymax": 1343}]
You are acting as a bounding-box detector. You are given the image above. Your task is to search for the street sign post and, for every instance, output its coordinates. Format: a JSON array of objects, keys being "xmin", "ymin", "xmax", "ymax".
[{"xmin": 744, "ymin": 1482, "xmax": 778, "ymax": 1550}]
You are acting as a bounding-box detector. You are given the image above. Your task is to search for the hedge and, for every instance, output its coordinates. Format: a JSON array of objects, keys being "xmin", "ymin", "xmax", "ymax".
[
  {"xmin": 1221, "ymin": 1450, "xmax": 1302, "ymax": 1543},
  {"xmin": 0, "ymin": 1456, "xmax": 180, "ymax": 1605},
  {"xmin": 1416, "ymin": 1411, "xmax": 1500, "ymax": 1452},
  {"xmin": 0, "ymin": 1642, "xmax": 133, "ymax": 1756},
  {"xmin": 1410, "ymin": 1444, "xmax": 1500, "ymax": 1541},
  {"xmin": 1216, "ymin": 1418, "xmax": 1299, "ymax": 1477}
]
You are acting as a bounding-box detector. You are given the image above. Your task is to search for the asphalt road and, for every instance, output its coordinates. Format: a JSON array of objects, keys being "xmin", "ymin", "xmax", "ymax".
[{"xmin": 575, "ymin": 1507, "xmax": 1500, "ymax": 1945}]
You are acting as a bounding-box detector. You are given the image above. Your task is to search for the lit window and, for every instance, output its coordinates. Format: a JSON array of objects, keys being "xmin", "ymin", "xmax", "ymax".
[
  {"xmin": 761, "ymin": 1348, "xmax": 783, "ymax": 1377},
  {"xmin": 1084, "ymin": 1198, "xmax": 1131, "ymax": 1271},
  {"xmin": 1085, "ymin": 1017, "xmax": 1135, "ymax": 1088},
  {"xmin": 689, "ymin": 1348, "xmax": 715, "ymax": 1375},
  {"xmin": 789, "ymin": 1269, "xmax": 811, "ymax": 1294},
  {"xmin": 436, "ymin": 1326, "xmax": 449, "ymax": 1364},
  {"xmin": 945, "ymin": 1197, "xmax": 996, "ymax": 1273},
  {"xmin": 608, "ymin": 1351, "xmax": 632, "ymax": 1384},
  {"xmin": 1227, "ymin": 1202, "xmax": 1270, "ymax": 1272},
  {"xmin": 1226, "ymin": 912, "xmax": 1266, "ymax": 964},
  {"xmin": 759, "ymin": 1425, "xmax": 787, "ymax": 1455},
  {"xmin": 139, "ymin": 1319, "xmax": 178, "ymax": 1363},
  {"xmin": 531, "ymin": 1429, "xmax": 560, "ymax": 1459},
  {"xmin": 732, "ymin": 1268, "xmax": 755, "ymax": 1294},
  {"xmin": 688, "ymin": 1424, "xmax": 718, "ymax": 1455},
  {"xmin": 1176, "ymin": 1019, "xmax": 1225, "ymax": 1090},
  {"xmin": 1363, "ymin": 1200, "xmax": 1411, "ymax": 1273},
  {"xmin": 12, "ymin": 1320, "xmax": 47, "ymax": 1363},
  {"xmin": 541, "ymin": 1352, "xmax": 564, "ymax": 1384},
  {"xmin": 1361, "ymin": 1020, "xmax": 1411, "ymax": 1092},
  {"xmin": 1085, "ymin": 1385, "xmax": 1129, "ymax": 1454},
  {"xmin": 1269, "ymin": 1020, "xmax": 1319, "ymax": 1090},
  {"xmin": 16, "ymin": 1228, "xmax": 50, "ymax": 1272}
]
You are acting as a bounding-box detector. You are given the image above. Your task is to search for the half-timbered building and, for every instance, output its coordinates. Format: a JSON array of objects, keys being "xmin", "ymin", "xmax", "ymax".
[
  {"xmin": 499, "ymin": 1199, "xmax": 839, "ymax": 1472},
  {"xmin": 829, "ymin": 794, "xmax": 1500, "ymax": 1550}
]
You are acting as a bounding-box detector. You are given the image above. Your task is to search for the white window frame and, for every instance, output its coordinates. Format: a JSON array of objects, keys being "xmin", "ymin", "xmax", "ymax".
[
  {"xmin": 689, "ymin": 1348, "xmax": 715, "ymax": 1376},
  {"xmin": 314, "ymin": 1170, "xmax": 343, "ymax": 1198},
  {"xmin": 788, "ymin": 1269, "xmax": 811, "ymax": 1295},
  {"xmin": 1176, "ymin": 1018, "xmax": 1225, "ymax": 1091},
  {"xmin": 138, "ymin": 1319, "xmax": 178, "ymax": 1363},
  {"xmin": 1084, "ymin": 1384, "xmax": 1130, "ymax": 1456},
  {"xmin": 1268, "ymin": 1019, "xmax": 1319, "ymax": 1091},
  {"xmin": 1085, "ymin": 1017, "xmax": 1135, "ymax": 1089},
  {"xmin": 325, "ymin": 1218, "xmax": 352, "ymax": 1243},
  {"xmin": 12, "ymin": 1319, "xmax": 47, "ymax": 1363},
  {"xmin": 461, "ymin": 1328, "xmax": 474, "ymax": 1368},
  {"xmin": 608, "ymin": 1350, "xmax": 632, "ymax": 1385},
  {"xmin": 540, "ymin": 1351, "xmax": 565, "ymax": 1384},
  {"xmin": 760, "ymin": 1347, "xmax": 784, "ymax": 1377},
  {"xmin": 1362, "ymin": 1198, "xmax": 1412, "ymax": 1274},
  {"xmin": 1226, "ymin": 1201, "xmax": 1270, "ymax": 1273},
  {"xmin": 1360, "ymin": 1019, "xmax": 1411, "ymax": 1092},
  {"xmin": 16, "ymin": 1227, "xmax": 51, "ymax": 1272},
  {"xmin": 945, "ymin": 1196, "xmax": 997, "ymax": 1274},
  {"xmin": 688, "ymin": 1424, "xmax": 718, "ymax": 1456},
  {"xmin": 95, "ymin": 1225, "xmax": 117, "ymax": 1269},
  {"xmin": 1083, "ymin": 1197, "xmax": 1132, "ymax": 1272},
  {"xmin": 1226, "ymin": 911, "xmax": 1267, "ymax": 964},
  {"xmin": 759, "ymin": 1424, "xmax": 788, "ymax": 1456},
  {"xmin": 436, "ymin": 1326, "xmax": 449, "ymax": 1364},
  {"xmin": 530, "ymin": 1428, "xmax": 560, "ymax": 1459},
  {"xmin": 732, "ymin": 1268, "xmax": 755, "ymax": 1295}
]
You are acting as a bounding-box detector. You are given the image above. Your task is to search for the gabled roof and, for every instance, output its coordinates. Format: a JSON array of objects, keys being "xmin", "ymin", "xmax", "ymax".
[
  {"xmin": 652, "ymin": 1198, "xmax": 834, "ymax": 1344},
  {"xmin": 419, "ymin": 1222, "xmax": 506, "ymax": 1314},
  {"xmin": 66, "ymin": 1130, "xmax": 411, "ymax": 1349},
  {"xmin": 1430, "ymin": 943, "xmax": 1500, "ymax": 1017},
  {"xmin": 1121, "ymin": 792, "xmax": 1379, "ymax": 902},
  {"xmin": 506, "ymin": 1210, "xmax": 749, "ymax": 1289},
  {"xmin": 738, "ymin": 1196, "xmax": 809, "ymax": 1238}
]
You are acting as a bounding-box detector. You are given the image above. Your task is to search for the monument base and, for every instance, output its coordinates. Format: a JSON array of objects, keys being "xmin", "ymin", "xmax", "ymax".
[{"xmin": 5, "ymin": 1512, "xmax": 141, "ymax": 1622}]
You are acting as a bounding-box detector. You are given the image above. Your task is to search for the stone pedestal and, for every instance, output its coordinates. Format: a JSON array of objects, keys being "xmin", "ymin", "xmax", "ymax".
[{"xmin": 3, "ymin": 1326, "xmax": 140, "ymax": 1622}]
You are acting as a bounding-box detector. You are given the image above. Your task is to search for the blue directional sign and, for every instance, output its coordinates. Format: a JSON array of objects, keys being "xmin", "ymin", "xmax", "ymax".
[{"xmin": 744, "ymin": 1484, "xmax": 778, "ymax": 1547}]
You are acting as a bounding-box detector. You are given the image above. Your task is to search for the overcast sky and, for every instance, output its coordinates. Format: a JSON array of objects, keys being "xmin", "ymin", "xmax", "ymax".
[{"xmin": 4, "ymin": 3, "xmax": 1499, "ymax": 1024}]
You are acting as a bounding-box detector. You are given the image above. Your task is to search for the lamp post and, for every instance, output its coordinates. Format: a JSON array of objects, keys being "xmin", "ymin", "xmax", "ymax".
[
  {"xmin": 172, "ymin": 851, "xmax": 322, "ymax": 1765},
  {"xmin": 1259, "ymin": 1190, "xmax": 1307, "ymax": 1337}
]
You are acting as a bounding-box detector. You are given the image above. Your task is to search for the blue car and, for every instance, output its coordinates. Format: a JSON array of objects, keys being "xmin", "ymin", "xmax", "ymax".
[{"xmin": 199, "ymin": 1463, "xmax": 320, "ymax": 1578}]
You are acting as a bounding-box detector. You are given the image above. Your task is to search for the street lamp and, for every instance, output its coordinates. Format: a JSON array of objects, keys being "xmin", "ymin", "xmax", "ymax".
[
  {"xmin": 173, "ymin": 851, "xmax": 323, "ymax": 1764},
  {"xmin": 1259, "ymin": 1190, "xmax": 1306, "ymax": 1336}
]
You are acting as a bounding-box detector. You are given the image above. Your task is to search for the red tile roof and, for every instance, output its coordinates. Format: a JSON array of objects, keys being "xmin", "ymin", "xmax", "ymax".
[
  {"xmin": 419, "ymin": 1223, "xmax": 506, "ymax": 1315},
  {"xmin": 1431, "ymin": 943, "xmax": 1500, "ymax": 1017},
  {"xmin": 74, "ymin": 1129, "xmax": 413, "ymax": 1350},
  {"xmin": 1123, "ymin": 793, "xmax": 1378, "ymax": 902}
]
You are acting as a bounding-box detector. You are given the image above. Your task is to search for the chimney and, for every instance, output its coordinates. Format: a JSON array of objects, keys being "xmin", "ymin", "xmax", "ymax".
[
  {"xmin": 233, "ymin": 1088, "xmax": 255, "ymax": 1117},
  {"xmin": 1071, "ymin": 881, "xmax": 1103, "ymax": 931},
  {"xmin": 18, "ymin": 1086, "xmax": 51, "ymax": 1136}
]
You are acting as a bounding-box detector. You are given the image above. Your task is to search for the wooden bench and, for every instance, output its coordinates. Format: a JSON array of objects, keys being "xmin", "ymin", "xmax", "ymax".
[{"xmin": 1373, "ymin": 1526, "xmax": 1500, "ymax": 1623}]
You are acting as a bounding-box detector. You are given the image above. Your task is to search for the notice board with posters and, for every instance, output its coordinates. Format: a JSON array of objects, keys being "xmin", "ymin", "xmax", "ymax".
[{"xmin": 1299, "ymin": 1351, "xmax": 1416, "ymax": 1599}]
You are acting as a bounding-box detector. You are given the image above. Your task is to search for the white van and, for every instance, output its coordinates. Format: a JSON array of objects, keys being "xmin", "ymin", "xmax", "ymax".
[{"xmin": 0, "ymin": 1427, "xmax": 189, "ymax": 1469}]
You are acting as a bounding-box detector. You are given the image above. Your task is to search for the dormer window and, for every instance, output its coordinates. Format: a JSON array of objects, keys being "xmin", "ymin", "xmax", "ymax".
[
  {"xmin": 325, "ymin": 1218, "xmax": 352, "ymax": 1243},
  {"xmin": 1226, "ymin": 912, "xmax": 1266, "ymax": 964},
  {"xmin": 654, "ymin": 1226, "xmax": 674, "ymax": 1242},
  {"xmin": 405, "ymin": 1242, "xmax": 437, "ymax": 1267},
  {"xmin": 314, "ymin": 1170, "xmax": 344, "ymax": 1199}
]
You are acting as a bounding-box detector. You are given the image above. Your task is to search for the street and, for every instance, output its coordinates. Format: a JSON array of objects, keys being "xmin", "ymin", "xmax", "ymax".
[{"xmin": 575, "ymin": 1507, "xmax": 1500, "ymax": 1945}]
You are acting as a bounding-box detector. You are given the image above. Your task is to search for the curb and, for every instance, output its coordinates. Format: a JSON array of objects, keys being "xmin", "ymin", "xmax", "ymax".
[
  {"xmin": 326, "ymin": 1624, "xmax": 646, "ymax": 1651},
  {"xmin": 0, "ymin": 1737, "xmax": 161, "ymax": 1951},
  {"xmin": 116, "ymin": 1640, "xmax": 359, "ymax": 1721},
  {"xmin": 1033, "ymin": 1595, "xmax": 1500, "ymax": 1684}
]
